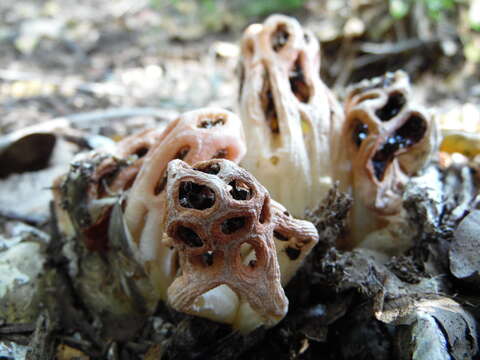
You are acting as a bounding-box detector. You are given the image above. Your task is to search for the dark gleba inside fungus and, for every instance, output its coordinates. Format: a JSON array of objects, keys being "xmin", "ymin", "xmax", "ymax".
[
  {"xmin": 352, "ymin": 121, "xmax": 369, "ymax": 148},
  {"xmin": 271, "ymin": 24, "xmax": 289, "ymax": 52},
  {"xmin": 260, "ymin": 69, "xmax": 280, "ymax": 134},
  {"xmin": 179, "ymin": 181, "xmax": 216, "ymax": 210},
  {"xmin": 177, "ymin": 225, "xmax": 204, "ymax": 248},
  {"xmin": 371, "ymin": 115, "xmax": 427, "ymax": 180},
  {"xmin": 375, "ymin": 92, "xmax": 406, "ymax": 121},
  {"xmin": 289, "ymin": 56, "xmax": 310, "ymax": 103}
]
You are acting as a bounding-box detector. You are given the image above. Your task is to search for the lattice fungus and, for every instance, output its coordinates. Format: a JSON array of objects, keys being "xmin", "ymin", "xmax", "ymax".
[{"xmin": 238, "ymin": 14, "xmax": 344, "ymax": 218}]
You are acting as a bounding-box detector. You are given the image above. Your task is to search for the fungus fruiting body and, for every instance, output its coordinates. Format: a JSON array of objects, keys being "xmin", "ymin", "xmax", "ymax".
[
  {"xmin": 120, "ymin": 108, "xmax": 247, "ymax": 299},
  {"xmin": 164, "ymin": 159, "xmax": 318, "ymax": 332},
  {"xmin": 339, "ymin": 71, "xmax": 439, "ymax": 252},
  {"xmin": 238, "ymin": 14, "xmax": 344, "ymax": 218},
  {"xmin": 54, "ymin": 108, "xmax": 247, "ymax": 323}
]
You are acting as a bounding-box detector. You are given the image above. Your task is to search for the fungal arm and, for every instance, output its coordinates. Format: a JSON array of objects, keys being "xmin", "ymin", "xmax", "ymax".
[
  {"xmin": 340, "ymin": 71, "xmax": 439, "ymax": 250},
  {"xmin": 239, "ymin": 14, "xmax": 344, "ymax": 217}
]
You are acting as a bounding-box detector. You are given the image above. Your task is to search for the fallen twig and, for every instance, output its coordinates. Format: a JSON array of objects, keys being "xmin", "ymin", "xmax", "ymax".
[
  {"xmin": 0, "ymin": 209, "xmax": 48, "ymax": 226},
  {"xmin": 359, "ymin": 38, "xmax": 439, "ymax": 55},
  {"xmin": 64, "ymin": 107, "xmax": 178, "ymax": 125},
  {"xmin": 0, "ymin": 335, "xmax": 31, "ymax": 345},
  {"xmin": 0, "ymin": 323, "xmax": 36, "ymax": 335},
  {"xmin": 26, "ymin": 312, "xmax": 57, "ymax": 360}
]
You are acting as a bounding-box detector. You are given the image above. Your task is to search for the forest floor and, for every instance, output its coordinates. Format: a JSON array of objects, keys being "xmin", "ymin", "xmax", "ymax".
[{"xmin": 0, "ymin": 1, "xmax": 479, "ymax": 359}]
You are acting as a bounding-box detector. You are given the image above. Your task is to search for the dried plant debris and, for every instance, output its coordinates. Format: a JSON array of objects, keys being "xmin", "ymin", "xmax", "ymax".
[
  {"xmin": 439, "ymin": 163, "xmax": 480, "ymax": 229},
  {"xmin": 0, "ymin": 120, "xmax": 114, "ymax": 222},
  {"xmin": 301, "ymin": 248, "xmax": 478, "ymax": 360},
  {"xmin": 288, "ymin": 171, "xmax": 479, "ymax": 359},
  {"xmin": 0, "ymin": 341, "xmax": 30, "ymax": 359},
  {"xmin": 379, "ymin": 295, "xmax": 478, "ymax": 360},
  {"xmin": 304, "ymin": 184, "xmax": 353, "ymax": 252},
  {"xmin": 0, "ymin": 222, "xmax": 51, "ymax": 324},
  {"xmin": 0, "ymin": 133, "xmax": 56, "ymax": 179},
  {"xmin": 449, "ymin": 210, "xmax": 480, "ymax": 287},
  {"xmin": 0, "ymin": 119, "xmax": 115, "ymax": 179},
  {"xmin": 403, "ymin": 162, "xmax": 480, "ymax": 272},
  {"xmin": 25, "ymin": 312, "xmax": 57, "ymax": 360}
]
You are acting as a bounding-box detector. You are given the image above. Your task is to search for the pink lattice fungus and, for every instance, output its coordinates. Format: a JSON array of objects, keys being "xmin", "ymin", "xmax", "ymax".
[
  {"xmin": 163, "ymin": 158, "xmax": 318, "ymax": 332},
  {"xmin": 341, "ymin": 71, "xmax": 438, "ymax": 250}
]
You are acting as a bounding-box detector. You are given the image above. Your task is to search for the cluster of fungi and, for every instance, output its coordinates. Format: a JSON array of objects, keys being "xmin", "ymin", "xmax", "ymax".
[{"xmin": 55, "ymin": 15, "xmax": 436, "ymax": 332}]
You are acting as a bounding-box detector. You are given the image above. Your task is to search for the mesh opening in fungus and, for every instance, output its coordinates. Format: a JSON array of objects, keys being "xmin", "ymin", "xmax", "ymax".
[
  {"xmin": 352, "ymin": 121, "xmax": 369, "ymax": 148},
  {"xmin": 199, "ymin": 116, "xmax": 226, "ymax": 129},
  {"xmin": 175, "ymin": 147, "xmax": 190, "ymax": 160},
  {"xmin": 285, "ymin": 246, "xmax": 301, "ymax": 260},
  {"xmin": 229, "ymin": 180, "xmax": 252, "ymax": 200},
  {"xmin": 212, "ymin": 148, "xmax": 228, "ymax": 159},
  {"xmin": 177, "ymin": 225, "xmax": 204, "ymax": 247},
  {"xmin": 241, "ymin": 243, "xmax": 258, "ymax": 268},
  {"xmin": 273, "ymin": 231, "xmax": 289, "ymax": 241},
  {"xmin": 375, "ymin": 92, "xmax": 406, "ymax": 121},
  {"xmin": 394, "ymin": 114, "xmax": 427, "ymax": 147},
  {"xmin": 134, "ymin": 147, "xmax": 149, "ymax": 158},
  {"xmin": 221, "ymin": 216, "xmax": 247, "ymax": 234},
  {"xmin": 261, "ymin": 69, "xmax": 279, "ymax": 134},
  {"xmin": 289, "ymin": 55, "xmax": 310, "ymax": 103},
  {"xmin": 179, "ymin": 181, "xmax": 216, "ymax": 210},
  {"xmin": 154, "ymin": 172, "xmax": 168, "ymax": 195},
  {"xmin": 271, "ymin": 24, "xmax": 289, "ymax": 52},
  {"xmin": 194, "ymin": 162, "xmax": 221, "ymax": 175},
  {"xmin": 202, "ymin": 251, "xmax": 214, "ymax": 266},
  {"xmin": 371, "ymin": 114, "xmax": 426, "ymax": 180}
]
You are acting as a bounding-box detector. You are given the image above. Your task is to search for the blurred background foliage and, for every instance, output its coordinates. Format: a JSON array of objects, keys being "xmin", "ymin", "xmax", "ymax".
[
  {"xmin": 150, "ymin": 0, "xmax": 479, "ymax": 63},
  {"xmin": 0, "ymin": 0, "xmax": 478, "ymax": 134},
  {"xmin": 151, "ymin": 0, "xmax": 479, "ymax": 30}
]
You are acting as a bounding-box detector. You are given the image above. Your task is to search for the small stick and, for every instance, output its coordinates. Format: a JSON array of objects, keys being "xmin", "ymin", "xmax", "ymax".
[
  {"xmin": 0, "ymin": 323, "xmax": 36, "ymax": 334},
  {"xmin": 0, "ymin": 209, "xmax": 48, "ymax": 226}
]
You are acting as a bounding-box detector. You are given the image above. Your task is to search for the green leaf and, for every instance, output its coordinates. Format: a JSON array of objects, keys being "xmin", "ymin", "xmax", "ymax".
[
  {"xmin": 201, "ymin": 0, "xmax": 216, "ymax": 14},
  {"xmin": 240, "ymin": 0, "xmax": 306, "ymax": 17},
  {"xmin": 465, "ymin": 41, "xmax": 480, "ymax": 63},
  {"xmin": 423, "ymin": 0, "xmax": 455, "ymax": 20}
]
